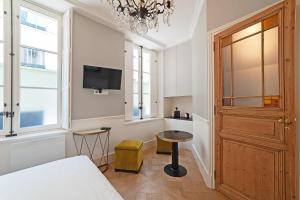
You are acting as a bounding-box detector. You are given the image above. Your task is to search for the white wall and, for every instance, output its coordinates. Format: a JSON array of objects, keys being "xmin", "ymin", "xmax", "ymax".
[
  {"xmin": 71, "ymin": 12, "xmax": 125, "ymax": 120},
  {"xmin": 0, "ymin": 130, "xmax": 66, "ymax": 175},
  {"xmin": 66, "ymin": 116, "xmax": 164, "ymax": 159},
  {"xmin": 164, "ymin": 96, "xmax": 193, "ymax": 117},
  {"xmin": 190, "ymin": 0, "xmax": 213, "ymax": 187},
  {"xmin": 207, "ymin": 0, "xmax": 281, "ymax": 31}
]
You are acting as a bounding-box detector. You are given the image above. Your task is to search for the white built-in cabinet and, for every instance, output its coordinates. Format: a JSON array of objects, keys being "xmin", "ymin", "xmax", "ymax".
[{"xmin": 164, "ymin": 41, "xmax": 192, "ymax": 97}]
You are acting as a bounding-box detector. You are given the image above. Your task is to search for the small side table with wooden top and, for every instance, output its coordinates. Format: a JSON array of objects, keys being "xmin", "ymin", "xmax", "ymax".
[
  {"xmin": 158, "ymin": 130, "xmax": 193, "ymax": 177},
  {"xmin": 73, "ymin": 127, "xmax": 111, "ymax": 173}
]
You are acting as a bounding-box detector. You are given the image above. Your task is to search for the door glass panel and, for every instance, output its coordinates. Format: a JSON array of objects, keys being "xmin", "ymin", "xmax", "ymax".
[
  {"xmin": 222, "ymin": 45, "xmax": 231, "ymax": 97},
  {"xmin": 264, "ymin": 27, "xmax": 279, "ymax": 97},
  {"xmin": 233, "ymin": 98, "xmax": 263, "ymax": 107},
  {"xmin": 232, "ymin": 34, "xmax": 262, "ymax": 97},
  {"xmin": 223, "ymin": 98, "xmax": 231, "ymax": 106},
  {"xmin": 232, "ymin": 22, "xmax": 261, "ymax": 42}
]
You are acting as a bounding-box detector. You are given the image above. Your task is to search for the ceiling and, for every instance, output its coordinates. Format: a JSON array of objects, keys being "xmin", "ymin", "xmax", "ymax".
[{"xmin": 32, "ymin": 0, "xmax": 202, "ymax": 50}]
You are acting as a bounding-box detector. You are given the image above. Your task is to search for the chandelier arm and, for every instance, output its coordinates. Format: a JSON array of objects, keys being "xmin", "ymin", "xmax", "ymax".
[
  {"xmin": 156, "ymin": 2, "xmax": 165, "ymax": 13},
  {"xmin": 156, "ymin": 2, "xmax": 165, "ymax": 7},
  {"xmin": 147, "ymin": 7, "xmax": 158, "ymax": 16},
  {"xmin": 130, "ymin": 0, "xmax": 138, "ymax": 9}
]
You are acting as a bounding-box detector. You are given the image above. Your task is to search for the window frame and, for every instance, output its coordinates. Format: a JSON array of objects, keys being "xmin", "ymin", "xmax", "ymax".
[
  {"xmin": 124, "ymin": 41, "xmax": 158, "ymax": 121},
  {"xmin": 141, "ymin": 48, "xmax": 152, "ymax": 119},
  {"xmin": 0, "ymin": 0, "xmax": 13, "ymax": 135},
  {"xmin": 12, "ymin": 0, "xmax": 62, "ymax": 134}
]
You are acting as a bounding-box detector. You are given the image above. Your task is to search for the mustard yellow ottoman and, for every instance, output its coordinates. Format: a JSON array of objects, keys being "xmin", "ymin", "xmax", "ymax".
[
  {"xmin": 114, "ymin": 140, "xmax": 143, "ymax": 173},
  {"xmin": 156, "ymin": 134, "xmax": 172, "ymax": 154}
]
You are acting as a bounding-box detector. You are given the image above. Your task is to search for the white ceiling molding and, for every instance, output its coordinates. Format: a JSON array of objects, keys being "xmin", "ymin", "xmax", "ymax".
[
  {"xmin": 31, "ymin": 0, "xmax": 205, "ymax": 50},
  {"xmin": 189, "ymin": 0, "xmax": 205, "ymax": 40},
  {"xmin": 165, "ymin": 0, "xmax": 205, "ymax": 49},
  {"xmin": 64, "ymin": 0, "xmax": 166, "ymax": 50}
]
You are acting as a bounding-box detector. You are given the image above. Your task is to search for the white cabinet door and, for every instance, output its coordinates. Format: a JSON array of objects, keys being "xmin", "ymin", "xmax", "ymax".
[
  {"xmin": 177, "ymin": 41, "xmax": 192, "ymax": 96},
  {"xmin": 164, "ymin": 47, "xmax": 177, "ymax": 97}
]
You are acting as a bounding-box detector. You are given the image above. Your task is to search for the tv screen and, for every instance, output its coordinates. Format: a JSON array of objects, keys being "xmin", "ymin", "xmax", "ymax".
[{"xmin": 83, "ymin": 65, "xmax": 122, "ymax": 90}]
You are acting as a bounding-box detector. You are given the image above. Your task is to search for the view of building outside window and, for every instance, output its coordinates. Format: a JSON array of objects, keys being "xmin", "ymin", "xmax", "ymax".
[
  {"xmin": 18, "ymin": 7, "xmax": 59, "ymax": 128},
  {"xmin": 131, "ymin": 47, "xmax": 151, "ymax": 120}
]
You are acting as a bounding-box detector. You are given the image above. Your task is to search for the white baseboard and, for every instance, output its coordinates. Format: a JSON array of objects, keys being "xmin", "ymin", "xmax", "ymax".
[{"xmin": 191, "ymin": 144, "xmax": 213, "ymax": 188}]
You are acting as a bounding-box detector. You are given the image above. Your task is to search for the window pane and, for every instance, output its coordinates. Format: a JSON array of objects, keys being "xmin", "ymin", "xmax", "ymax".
[
  {"xmin": 20, "ymin": 88, "xmax": 57, "ymax": 128},
  {"xmin": 0, "ymin": 0, "xmax": 3, "ymax": 41},
  {"xmin": 0, "ymin": 43, "xmax": 4, "ymax": 85},
  {"xmin": 19, "ymin": 7, "xmax": 59, "ymax": 129},
  {"xmin": 232, "ymin": 34, "xmax": 262, "ymax": 97},
  {"xmin": 0, "ymin": 43, "xmax": 3, "ymax": 130},
  {"xmin": 143, "ymin": 93, "xmax": 151, "ymax": 116},
  {"xmin": 142, "ymin": 52, "xmax": 150, "ymax": 73},
  {"xmin": 232, "ymin": 23, "xmax": 261, "ymax": 42},
  {"xmin": 20, "ymin": 7, "xmax": 58, "ymax": 52},
  {"xmin": 133, "ymin": 71, "xmax": 139, "ymax": 93},
  {"xmin": 143, "ymin": 73, "xmax": 150, "ymax": 92},
  {"xmin": 0, "ymin": 86, "xmax": 3, "ymax": 130},
  {"xmin": 222, "ymin": 45, "xmax": 231, "ymax": 97},
  {"xmin": 0, "ymin": 0, "xmax": 4, "ymax": 130},
  {"xmin": 264, "ymin": 27, "xmax": 279, "ymax": 97},
  {"xmin": 20, "ymin": 48, "xmax": 57, "ymax": 88},
  {"xmin": 133, "ymin": 49, "xmax": 139, "ymax": 71},
  {"xmin": 133, "ymin": 93, "xmax": 139, "ymax": 118}
]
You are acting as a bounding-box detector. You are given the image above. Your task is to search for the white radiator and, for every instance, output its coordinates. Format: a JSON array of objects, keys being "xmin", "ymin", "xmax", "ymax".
[{"xmin": 0, "ymin": 131, "xmax": 66, "ymax": 175}]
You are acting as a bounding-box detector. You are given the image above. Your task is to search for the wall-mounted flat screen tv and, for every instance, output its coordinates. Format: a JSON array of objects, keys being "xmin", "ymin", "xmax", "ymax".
[{"xmin": 83, "ymin": 65, "xmax": 122, "ymax": 90}]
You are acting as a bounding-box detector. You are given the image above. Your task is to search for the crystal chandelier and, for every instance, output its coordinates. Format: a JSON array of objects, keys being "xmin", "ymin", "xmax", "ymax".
[{"xmin": 107, "ymin": 0, "xmax": 175, "ymax": 35}]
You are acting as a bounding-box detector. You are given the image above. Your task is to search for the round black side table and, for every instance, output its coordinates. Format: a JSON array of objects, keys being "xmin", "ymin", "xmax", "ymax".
[{"xmin": 158, "ymin": 130, "xmax": 193, "ymax": 177}]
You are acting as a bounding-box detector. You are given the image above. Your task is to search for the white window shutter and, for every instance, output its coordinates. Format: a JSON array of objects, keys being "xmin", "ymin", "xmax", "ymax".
[
  {"xmin": 124, "ymin": 41, "xmax": 133, "ymax": 121},
  {"xmin": 151, "ymin": 51, "xmax": 158, "ymax": 117},
  {"xmin": 62, "ymin": 9, "xmax": 73, "ymax": 129}
]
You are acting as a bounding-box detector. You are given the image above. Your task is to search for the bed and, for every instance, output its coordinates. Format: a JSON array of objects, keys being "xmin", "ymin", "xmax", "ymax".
[{"xmin": 0, "ymin": 156, "xmax": 123, "ymax": 200}]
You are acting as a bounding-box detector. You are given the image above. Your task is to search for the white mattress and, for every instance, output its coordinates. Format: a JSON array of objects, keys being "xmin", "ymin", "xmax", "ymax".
[{"xmin": 0, "ymin": 156, "xmax": 123, "ymax": 200}]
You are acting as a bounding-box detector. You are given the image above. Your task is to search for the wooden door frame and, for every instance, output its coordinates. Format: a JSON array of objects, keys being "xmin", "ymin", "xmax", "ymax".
[{"xmin": 207, "ymin": 0, "xmax": 297, "ymax": 198}]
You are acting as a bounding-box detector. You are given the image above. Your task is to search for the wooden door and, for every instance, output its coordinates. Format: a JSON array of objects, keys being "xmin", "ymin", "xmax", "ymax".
[{"xmin": 214, "ymin": 1, "xmax": 296, "ymax": 199}]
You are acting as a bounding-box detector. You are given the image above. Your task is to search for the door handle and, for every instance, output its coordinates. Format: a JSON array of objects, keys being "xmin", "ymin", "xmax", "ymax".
[{"xmin": 278, "ymin": 118, "xmax": 294, "ymax": 125}]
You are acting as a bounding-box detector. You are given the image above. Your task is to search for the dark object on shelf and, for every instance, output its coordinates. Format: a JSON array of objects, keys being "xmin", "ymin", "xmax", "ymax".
[
  {"xmin": 165, "ymin": 117, "xmax": 193, "ymax": 121},
  {"xmin": 174, "ymin": 107, "xmax": 180, "ymax": 118},
  {"xmin": 184, "ymin": 113, "xmax": 190, "ymax": 120}
]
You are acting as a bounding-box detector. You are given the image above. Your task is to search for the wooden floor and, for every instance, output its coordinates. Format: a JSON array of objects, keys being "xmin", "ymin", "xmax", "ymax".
[{"xmin": 104, "ymin": 148, "xmax": 228, "ymax": 200}]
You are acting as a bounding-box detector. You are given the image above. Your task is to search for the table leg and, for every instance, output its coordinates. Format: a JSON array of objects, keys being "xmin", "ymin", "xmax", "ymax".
[
  {"xmin": 164, "ymin": 142, "xmax": 187, "ymax": 177},
  {"xmin": 172, "ymin": 142, "xmax": 178, "ymax": 170}
]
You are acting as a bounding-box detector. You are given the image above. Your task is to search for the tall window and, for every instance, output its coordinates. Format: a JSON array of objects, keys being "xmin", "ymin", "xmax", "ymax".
[
  {"xmin": 17, "ymin": 6, "xmax": 60, "ymax": 130},
  {"xmin": 125, "ymin": 42, "xmax": 158, "ymax": 121},
  {"xmin": 0, "ymin": 0, "xmax": 61, "ymax": 135},
  {"xmin": 0, "ymin": 0, "xmax": 6, "ymax": 131}
]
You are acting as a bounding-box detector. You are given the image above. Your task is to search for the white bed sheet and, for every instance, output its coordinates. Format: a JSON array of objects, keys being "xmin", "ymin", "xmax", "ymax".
[{"xmin": 0, "ymin": 156, "xmax": 123, "ymax": 200}]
